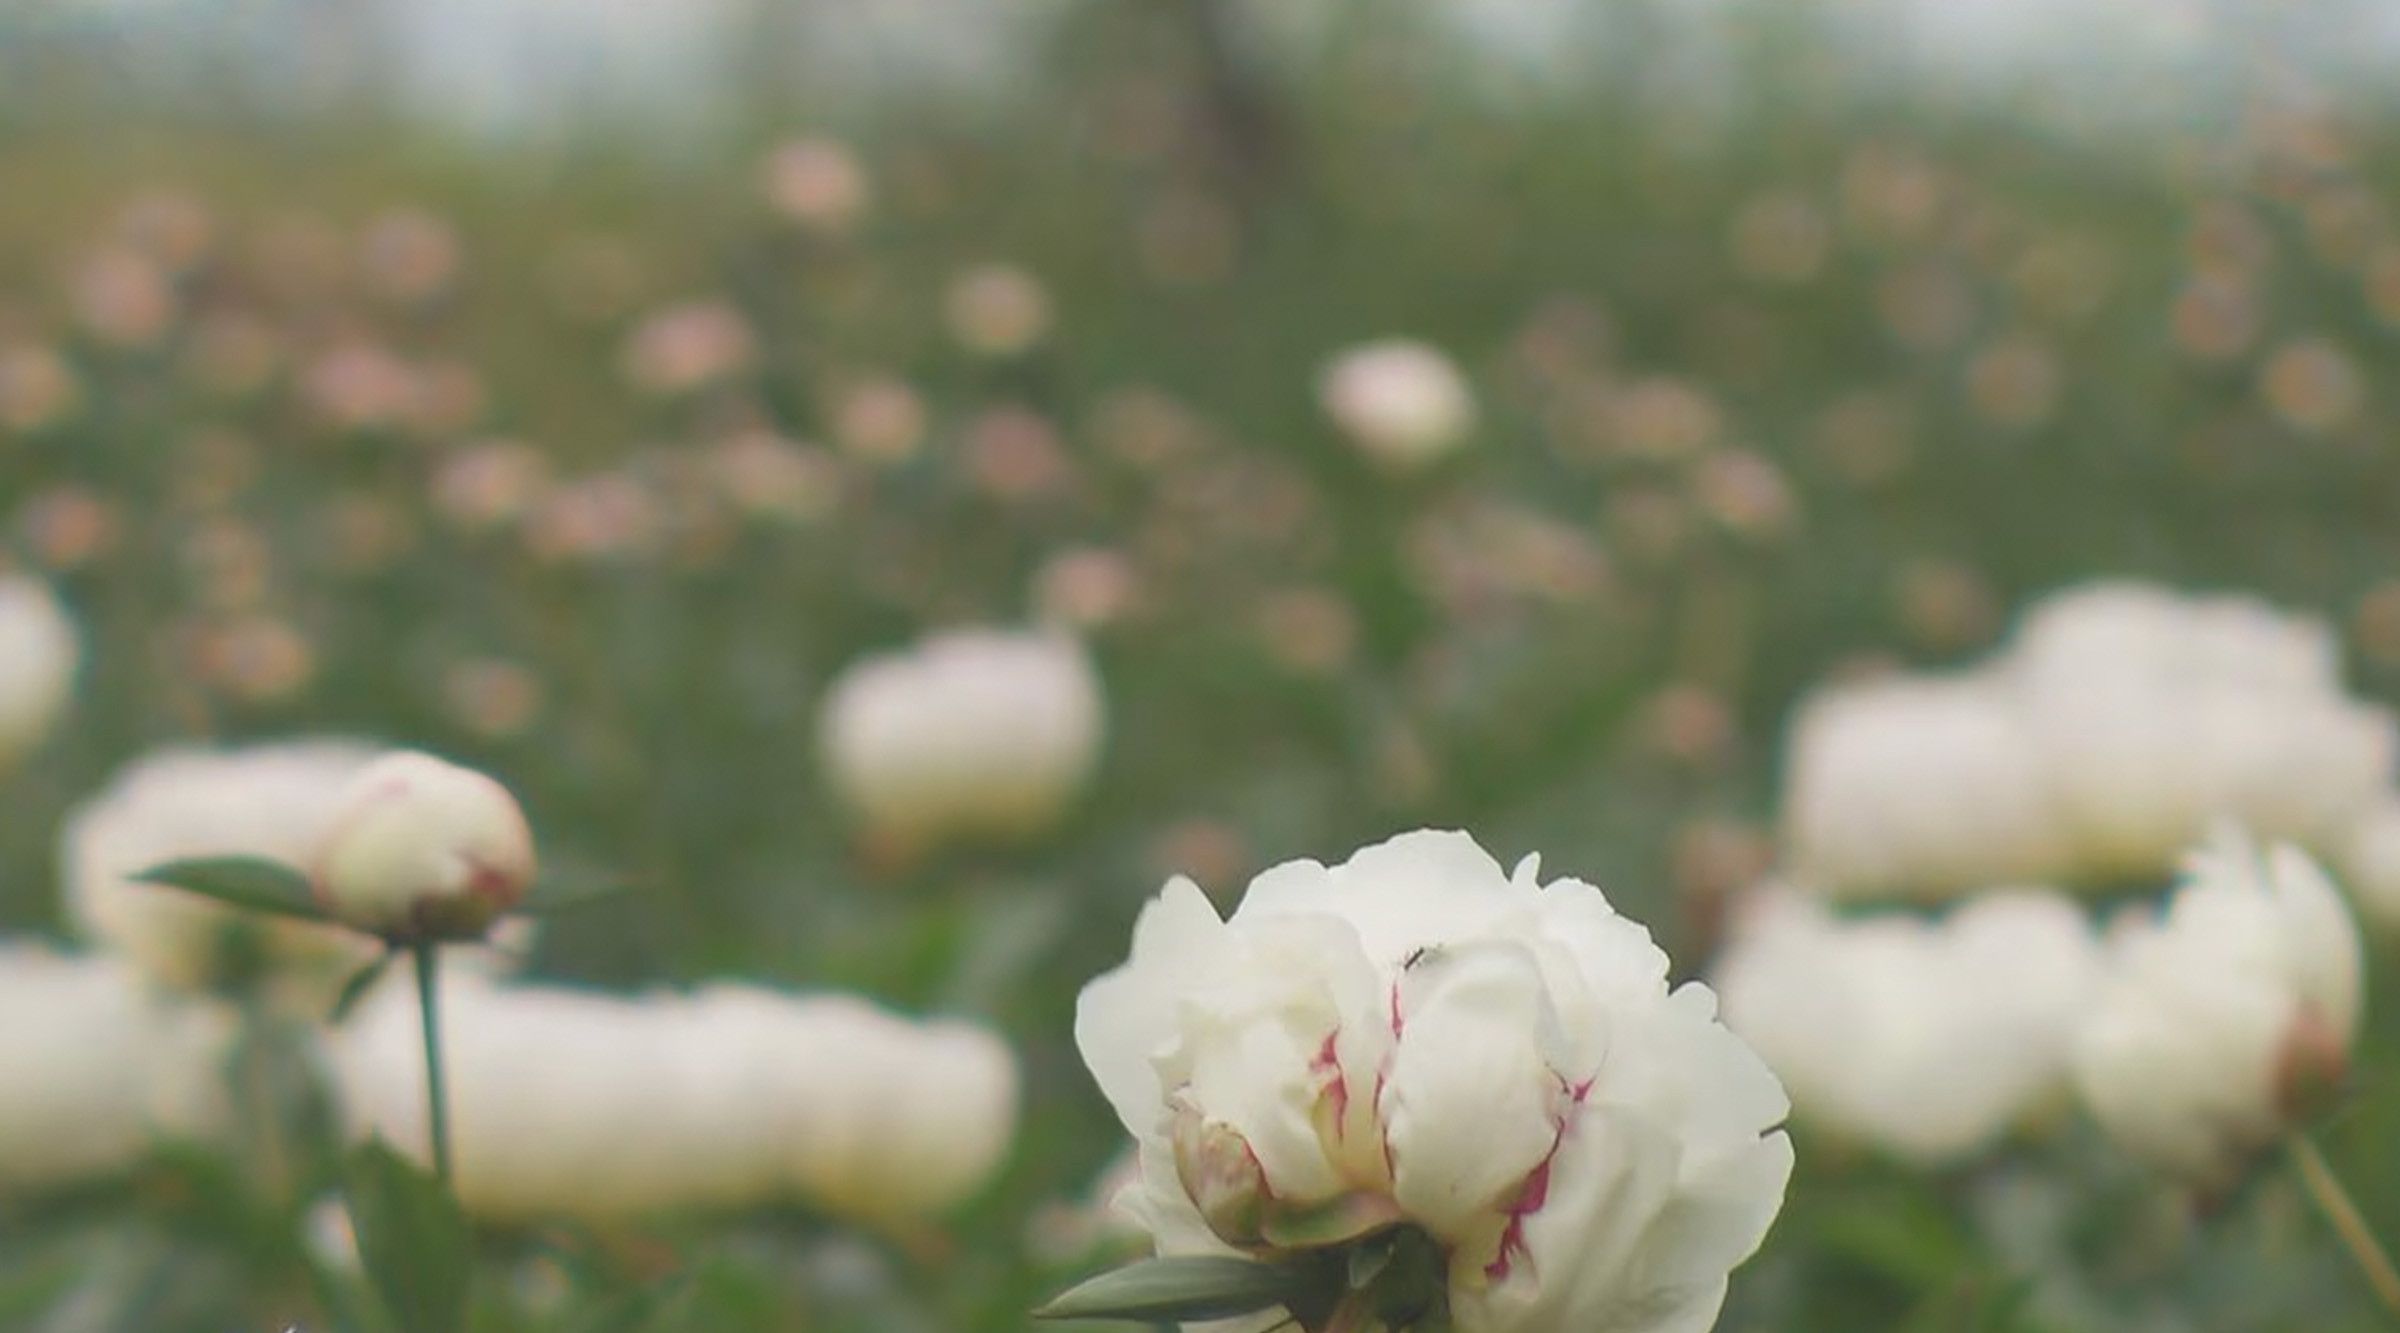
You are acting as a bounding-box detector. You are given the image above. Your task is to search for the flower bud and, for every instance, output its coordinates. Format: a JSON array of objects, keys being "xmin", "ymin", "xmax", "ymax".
[
  {"xmin": 1317, "ymin": 339, "xmax": 1476, "ymax": 470},
  {"xmin": 312, "ymin": 751, "xmax": 536, "ymax": 940},
  {"xmin": 820, "ymin": 630, "xmax": 1103, "ymax": 853}
]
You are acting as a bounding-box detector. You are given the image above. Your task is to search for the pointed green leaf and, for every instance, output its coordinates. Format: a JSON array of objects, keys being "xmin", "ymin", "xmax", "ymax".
[
  {"xmin": 133, "ymin": 856, "xmax": 331, "ymax": 924},
  {"xmin": 345, "ymin": 1140, "xmax": 472, "ymax": 1333},
  {"xmin": 328, "ymin": 952, "xmax": 397, "ymax": 1023},
  {"xmin": 1034, "ymin": 1255, "xmax": 1315, "ymax": 1322}
]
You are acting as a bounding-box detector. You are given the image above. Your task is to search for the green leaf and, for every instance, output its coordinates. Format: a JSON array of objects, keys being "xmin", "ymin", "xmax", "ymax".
[
  {"xmin": 345, "ymin": 1140, "xmax": 472, "ymax": 1333},
  {"xmin": 1034, "ymin": 1255, "xmax": 1315, "ymax": 1323},
  {"xmin": 133, "ymin": 856, "xmax": 332, "ymax": 925},
  {"xmin": 329, "ymin": 951, "xmax": 397, "ymax": 1023}
]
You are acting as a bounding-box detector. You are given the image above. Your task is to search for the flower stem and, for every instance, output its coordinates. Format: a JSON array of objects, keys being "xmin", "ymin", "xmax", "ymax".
[
  {"xmin": 412, "ymin": 941, "xmax": 452, "ymax": 1185},
  {"xmin": 2291, "ymin": 1134, "xmax": 2400, "ymax": 1317}
]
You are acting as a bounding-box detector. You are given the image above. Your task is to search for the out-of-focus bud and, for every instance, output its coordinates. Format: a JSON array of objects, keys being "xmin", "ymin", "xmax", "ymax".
[
  {"xmin": 0, "ymin": 575, "xmax": 78, "ymax": 771},
  {"xmin": 1317, "ymin": 340, "xmax": 1476, "ymax": 470},
  {"xmin": 820, "ymin": 630, "xmax": 1104, "ymax": 853},
  {"xmin": 312, "ymin": 751, "xmax": 536, "ymax": 940},
  {"xmin": 761, "ymin": 137, "xmax": 871, "ymax": 235},
  {"xmin": 945, "ymin": 263, "xmax": 1052, "ymax": 358},
  {"xmin": 620, "ymin": 301, "xmax": 756, "ymax": 397},
  {"xmin": 2072, "ymin": 829, "xmax": 2363, "ymax": 1188}
]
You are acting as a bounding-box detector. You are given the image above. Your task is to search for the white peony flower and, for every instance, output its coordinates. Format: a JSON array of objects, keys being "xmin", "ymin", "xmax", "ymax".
[
  {"xmin": 0, "ymin": 575, "xmax": 79, "ymax": 770},
  {"xmin": 1779, "ymin": 581, "xmax": 2398, "ymax": 899},
  {"xmin": 311, "ymin": 750, "xmax": 536, "ymax": 939},
  {"xmin": 1713, "ymin": 888, "xmax": 2102, "ymax": 1164},
  {"xmin": 1780, "ymin": 675, "xmax": 2074, "ymax": 899},
  {"xmin": 820, "ymin": 630, "xmax": 1103, "ymax": 851},
  {"xmin": 332, "ymin": 974, "xmax": 1017, "ymax": 1224},
  {"xmin": 1075, "ymin": 830, "xmax": 1792, "ymax": 1333},
  {"xmin": 63, "ymin": 741, "xmax": 390, "ymax": 1008},
  {"xmin": 2008, "ymin": 581, "xmax": 2343, "ymax": 698},
  {"xmin": 0, "ymin": 942, "xmax": 235, "ymax": 1189},
  {"xmin": 1318, "ymin": 340, "xmax": 1476, "ymax": 470},
  {"xmin": 2071, "ymin": 829, "xmax": 2362, "ymax": 1187}
]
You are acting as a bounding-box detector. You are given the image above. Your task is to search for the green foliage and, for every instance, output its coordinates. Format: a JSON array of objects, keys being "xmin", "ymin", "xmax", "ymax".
[
  {"xmin": 134, "ymin": 857, "xmax": 330, "ymax": 925},
  {"xmin": 1035, "ymin": 1254, "xmax": 1321, "ymax": 1323},
  {"xmin": 345, "ymin": 1142, "xmax": 473, "ymax": 1333}
]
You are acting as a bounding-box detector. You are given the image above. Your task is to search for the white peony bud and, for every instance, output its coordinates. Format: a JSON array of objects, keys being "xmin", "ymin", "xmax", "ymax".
[
  {"xmin": 1713, "ymin": 888, "xmax": 2101, "ymax": 1164},
  {"xmin": 0, "ymin": 942, "xmax": 236, "ymax": 1190},
  {"xmin": 1781, "ymin": 675, "xmax": 2074, "ymax": 899},
  {"xmin": 63, "ymin": 742, "xmax": 390, "ymax": 1009},
  {"xmin": 1076, "ymin": 830, "xmax": 1792, "ymax": 1333},
  {"xmin": 332, "ymin": 974, "xmax": 1018, "ymax": 1225},
  {"xmin": 2072, "ymin": 829, "xmax": 2362, "ymax": 1187},
  {"xmin": 0, "ymin": 575, "xmax": 78, "ymax": 770},
  {"xmin": 311, "ymin": 750, "xmax": 536, "ymax": 939},
  {"xmin": 1318, "ymin": 339, "xmax": 1476, "ymax": 470},
  {"xmin": 820, "ymin": 630, "xmax": 1103, "ymax": 851}
]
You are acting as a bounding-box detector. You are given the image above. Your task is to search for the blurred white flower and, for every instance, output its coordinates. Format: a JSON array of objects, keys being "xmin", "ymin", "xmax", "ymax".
[
  {"xmin": 1781, "ymin": 581, "xmax": 2398, "ymax": 899},
  {"xmin": 2013, "ymin": 583, "xmax": 2393, "ymax": 880},
  {"xmin": 2072, "ymin": 829, "xmax": 2362, "ymax": 1187},
  {"xmin": 0, "ymin": 942, "xmax": 233, "ymax": 1190},
  {"xmin": 820, "ymin": 630, "xmax": 1103, "ymax": 850},
  {"xmin": 2332, "ymin": 795, "xmax": 2400, "ymax": 931},
  {"xmin": 0, "ymin": 575, "xmax": 79, "ymax": 770},
  {"xmin": 944, "ymin": 263, "xmax": 1052, "ymax": 357},
  {"xmin": 333, "ymin": 974, "xmax": 1017, "ymax": 1225},
  {"xmin": 1076, "ymin": 830, "xmax": 1791, "ymax": 1333},
  {"xmin": 692, "ymin": 986, "xmax": 1020, "ymax": 1223},
  {"xmin": 63, "ymin": 741, "xmax": 389, "ymax": 1009},
  {"xmin": 2008, "ymin": 582, "xmax": 2344, "ymax": 696},
  {"xmin": 1713, "ymin": 888, "xmax": 2102, "ymax": 1164},
  {"xmin": 1781, "ymin": 675, "xmax": 2073, "ymax": 899},
  {"xmin": 1318, "ymin": 340, "xmax": 1476, "ymax": 469},
  {"xmin": 312, "ymin": 751, "xmax": 536, "ymax": 940}
]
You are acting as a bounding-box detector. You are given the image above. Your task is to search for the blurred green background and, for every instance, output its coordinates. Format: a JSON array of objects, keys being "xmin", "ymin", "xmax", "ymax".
[{"xmin": 6, "ymin": 0, "xmax": 2400, "ymax": 1328}]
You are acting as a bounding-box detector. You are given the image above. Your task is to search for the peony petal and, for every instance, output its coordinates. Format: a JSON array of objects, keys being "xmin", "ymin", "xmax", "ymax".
[{"xmin": 1075, "ymin": 878, "xmax": 1228, "ymax": 1139}]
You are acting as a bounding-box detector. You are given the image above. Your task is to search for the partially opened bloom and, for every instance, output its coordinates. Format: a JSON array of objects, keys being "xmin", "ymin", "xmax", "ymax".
[
  {"xmin": 1318, "ymin": 340, "xmax": 1476, "ymax": 470},
  {"xmin": 820, "ymin": 630, "xmax": 1103, "ymax": 851},
  {"xmin": 63, "ymin": 742, "xmax": 389, "ymax": 1008},
  {"xmin": 2072, "ymin": 829, "xmax": 2362, "ymax": 1188},
  {"xmin": 1076, "ymin": 830, "xmax": 1792, "ymax": 1333},
  {"xmin": 1713, "ymin": 888, "xmax": 2101, "ymax": 1164},
  {"xmin": 332, "ymin": 974, "xmax": 1017, "ymax": 1225},
  {"xmin": 0, "ymin": 943, "xmax": 234, "ymax": 1190},
  {"xmin": 0, "ymin": 575, "xmax": 78, "ymax": 770},
  {"xmin": 311, "ymin": 750, "xmax": 536, "ymax": 940}
]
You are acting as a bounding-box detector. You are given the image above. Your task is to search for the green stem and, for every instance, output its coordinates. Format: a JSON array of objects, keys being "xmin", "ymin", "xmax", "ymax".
[
  {"xmin": 2292, "ymin": 1134, "xmax": 2400, "ymax": 1318},
  {"xmin": 413, "ymin": 941, "xmax": 452, "ymax": 1185}
]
